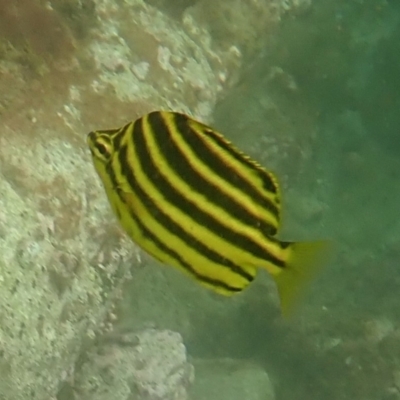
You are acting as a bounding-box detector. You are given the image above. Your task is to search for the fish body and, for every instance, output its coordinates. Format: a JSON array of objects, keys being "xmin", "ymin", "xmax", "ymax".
[{"xmin": 88, "ymin": 111, "xmax": 328, "ymax": 314}]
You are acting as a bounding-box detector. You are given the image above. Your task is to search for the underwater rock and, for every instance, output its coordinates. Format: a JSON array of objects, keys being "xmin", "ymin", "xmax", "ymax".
[
  {"xmin": 190, "ymin": 358, "xmax": 275, "ymax": 400},
  {"xmin": 0, "ymin": 0, "xmax": 307, "ymax": 399},
  {"xmin": 183, "ymin": 0, "xmax": 312, "ymax": 59},
  {"xmin": 73, "ymin": 329, "xmax": 194, "ymax": 400}
]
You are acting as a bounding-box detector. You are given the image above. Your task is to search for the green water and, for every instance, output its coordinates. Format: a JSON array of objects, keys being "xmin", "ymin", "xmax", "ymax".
[{"xmin": 202, "ymin": 1, "xmax": 400, "ymax": 399}]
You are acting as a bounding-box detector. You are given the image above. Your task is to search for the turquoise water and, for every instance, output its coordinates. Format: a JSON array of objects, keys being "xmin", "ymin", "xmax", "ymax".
[{"xmin": 210, "ymin": 1, "xmax": 400, "ymax": 399}]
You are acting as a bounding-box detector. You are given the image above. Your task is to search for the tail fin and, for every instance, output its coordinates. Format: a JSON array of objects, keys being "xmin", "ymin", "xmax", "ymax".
[{"xmin": 273, "ymin": 240, "xmax": 332, "ymax": 317}]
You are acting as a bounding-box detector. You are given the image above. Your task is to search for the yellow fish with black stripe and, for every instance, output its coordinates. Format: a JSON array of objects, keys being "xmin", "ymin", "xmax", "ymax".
[{"xmin": 87, "ymin": 111, "xmax": 329, "ymax": 315}]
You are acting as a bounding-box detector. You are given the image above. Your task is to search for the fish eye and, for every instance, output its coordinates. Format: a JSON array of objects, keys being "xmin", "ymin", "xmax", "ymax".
[
  {"xmin": 97, "ymin": 143, "xmax": 108, "ymax": 155},
  {"xmin": 94, "ymin": 141, "xmax": 112, "ymax": 161}
]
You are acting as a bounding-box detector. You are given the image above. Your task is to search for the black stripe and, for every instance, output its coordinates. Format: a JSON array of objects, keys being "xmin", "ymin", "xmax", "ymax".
[
  {"xmin": 202, "ymin": 126, "xmax": 279, "ymax": 194},
  {"xmin": 137, "ymin": 114, "xmax": 285, "ymax": 269},
  {"xmin": 148, "ymin": 112, "xmax": 277, "ymax": 238},
  {"xmin": 280, "ymin": 241, "xmax": 292, "ymax": 249},
  {"xmin": 112, "ymin": 125, "xmax": 127, "ymax": 151},
  {"xmin": 120, "ymin": 121, "xmax": 259, "ymax": 281},
  {"xmin": 145, "ymin": 111, "xmax": 284, "ymax": 267},
  {"xmin": 173, "ymin": 112, "xmax": 280, "ymax": 215},
  {"xmin": 106, "ymin": 157, "xmax": 242, "ymax": 292}
]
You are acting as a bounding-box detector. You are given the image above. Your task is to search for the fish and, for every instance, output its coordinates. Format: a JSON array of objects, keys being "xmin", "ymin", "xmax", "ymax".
[{"xmin": 87, "ymin": 111, "xmax": 329, "ymax": 315}]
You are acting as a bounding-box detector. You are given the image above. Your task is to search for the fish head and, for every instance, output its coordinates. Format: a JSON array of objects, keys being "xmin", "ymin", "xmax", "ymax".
[{"xmin": 87, "ymin": 129, "xmax": 116, "ymax": 164}]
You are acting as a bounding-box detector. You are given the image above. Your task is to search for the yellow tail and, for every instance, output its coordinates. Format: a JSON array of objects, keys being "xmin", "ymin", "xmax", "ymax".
[{"xmin": 273, "ymin": 240, "xmax": 332, "ymax": 317}]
